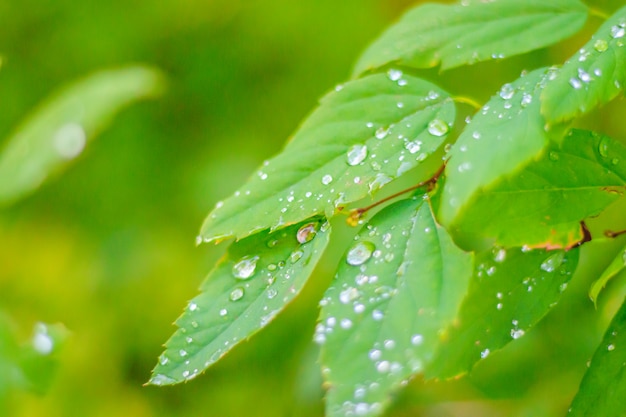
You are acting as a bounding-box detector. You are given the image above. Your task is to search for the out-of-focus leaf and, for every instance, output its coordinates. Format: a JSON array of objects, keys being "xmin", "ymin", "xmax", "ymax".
[
  {"xmin": 439, "ymin": 68, "xmax": 551, "ymax": 248},
  {"xmin": 0, "ymin": 66, "xmax": 165, "ymax": 206},
  {"xmin": 444, "ymin": 129, "xmax": 626, "ymax": 249},
  {"xmin": 542, "ymin": 5, "xmax": 626, "ymax": 123},
  {"xmin": 590, "ymin": 243, "xmax": 626, "ymax": 305},
  {"xmin": 353, "ymin": 0, "xmax": 587, "ymax": 75},
  {"xmin": 149, "ymin": 217, "xmax": 331, "ymax": 386},
  {"xmin": 427, "ymin": 247, "xmax": 579, "ymax": 378},
  {"xmin": 199, "ymin": 72, "xmax": 455, "ymax": 243},
  {"xmin": 319, "ymin": 198, "xmax": 472, "ymax": 417},
  {"xmin": 568, "ymin": 297, "xmax": 626, "ymax": 417}
]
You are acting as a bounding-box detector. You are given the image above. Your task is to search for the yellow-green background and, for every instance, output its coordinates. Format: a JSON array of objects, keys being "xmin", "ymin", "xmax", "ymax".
[{"xmin": 2, "ymin": 0, "xmax": 626, "ymax": 416}]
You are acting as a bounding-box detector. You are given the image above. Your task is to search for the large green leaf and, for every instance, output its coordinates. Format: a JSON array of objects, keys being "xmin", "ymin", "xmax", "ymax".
[
  {"xmin": 542, "ymin": 5, "xmax": 626, "ymax": 123},
  {"xmin": 590, "ymin": 242, "xmax": 626, "ymax": 305},
  {"xmin": 0, "ymin": 66, "xmax": 165, "ymax": 206},
  {"xmin": 427, "ymin": 246, "xmax": 579, "ymax": 379},
  {"xmin": 318, "ymin": 198, "xmax": 472, "ymax": 417},
  {"xmin": 568, "ymin": 297, "xmax": 626, "ymax": 417},
  {"xmin": 445, "ymin": 129, "xmax": 626, "ymax": 249},
  {"xmin": 353, "ymin": 0, "xmax": 587, "ymax": 76},
  {"xmin": 438, "ymin": 68, "xmax": 552, "ymax": 248},
  {"xmin": 149, "ymin": 217, "xmax": 331, "ymax": 385},
  {"xmin": 199, "ymin": 72, "xmax": 455, "ymax": 243}
]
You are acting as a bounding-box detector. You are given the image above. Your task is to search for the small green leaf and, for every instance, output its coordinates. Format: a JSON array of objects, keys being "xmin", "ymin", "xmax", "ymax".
[
  {"xmin": 568, "ymin": 297, "xmax": 626, "ymax": 417},
  {"xmin": 427, "ymin": 246, "xmax": 579, "ymax": 379},
  {"xmin": 149, "ymin": 218, "xmax": 331, "ymax": 386},
  {"xmin": 353, "ymin": 0, "xmax": 587, "ymax": 76},
  {"xmin": 542, "ymin": 5, "xmax": 626, "ymax": 123},
  {"xmin": 590, "ymin": 243, "xmax": 626, "ymax": 305},
  {"xmin": 0, "ymin": 66, "xmax": 165, "ymax": 206},
  {"xmin": 445, "ymin": 129, "xmax": 626, "ymax": 249},
  {"xmin": 200, "ymin": 73, "xmax": 455, "ymax": 243},
  {"xmin": 319, "ymin": 198, "xmax": 472, "ymax": 417},
  {"xmin": 439, "ymin": 68, "xmax": 552, "ymax": 247}
]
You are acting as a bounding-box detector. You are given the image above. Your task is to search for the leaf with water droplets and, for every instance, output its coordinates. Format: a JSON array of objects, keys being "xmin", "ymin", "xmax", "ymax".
[
  {"xmin": 353, "ymin": 0, "xmax": 587, "ymax": 76},
  {"xmin": 443, "ymin": 129, "xmax": 626, "ymax": 249},
  {"xmin": 568, "ymin": 298, "xmax": 626, "ymax": 416},
  {"xmin": 542, "ymin": 5, "xmax": 626, "ymax": 123},
  {"xmin": 149, "ymin": 217, "xmax": 330, "ymax": 385},
  {"xmin": 319, "ymin": 198, "xmax": 473, "ymax": 417},
  {"xmin": 589, "ymin": 243, "xmax": 626, "ymax": 305},
  {"xmin": 439, "ymin": 68, "xmax": 554, "ymax": 248},
  {"xmin": 200, "ymin": 73, "xmax": 454, "ymax": 243},
  {"xmin": 0, "ymin": 66, "xmax": 165, "ymax": 206},
  {"xmin": 427, "ymin": 246, "xmax": 579, "ymax": 379}
]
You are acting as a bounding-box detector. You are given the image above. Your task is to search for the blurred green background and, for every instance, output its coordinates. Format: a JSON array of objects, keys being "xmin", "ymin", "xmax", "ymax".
[{"xmin": 1, "ymin": 0, "xmax": 626, "ymax": 416}]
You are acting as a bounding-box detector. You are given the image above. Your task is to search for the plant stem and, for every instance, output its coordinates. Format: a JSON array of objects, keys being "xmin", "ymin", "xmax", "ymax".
[
  {"xmin": 453, "ymin": 96, "xmax": 482, "ymax": 111},
  {"xmin": 605, "ymin": 229, "xmax": 626, "ymax": 238},
  {"xmin": 588, "ymin": 6, "xmax": 610, "ymax": 21},
  {"xmin": 347, "ymin": 164, "xmax": 445, "ymax": 226}
]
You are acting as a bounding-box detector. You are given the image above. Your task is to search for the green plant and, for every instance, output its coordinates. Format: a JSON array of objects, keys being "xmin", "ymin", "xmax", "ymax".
[{"xmin": 150, "ymin": 1, "xmax": 626, "ymax": 416}]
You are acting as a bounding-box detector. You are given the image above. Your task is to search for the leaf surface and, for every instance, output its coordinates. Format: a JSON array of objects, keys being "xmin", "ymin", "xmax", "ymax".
[
  {"xmin": 439, "ymin": 68, "xmax": 552, "ymax": 247},
  {"xmin": 0, "ymin": 66, "xmax": 164, "ymax": 205},
  {"xmin": 590, "ymin": 243, "xmax": 626, "ymax": 305},
  {"xmin": 542, "ymin": 5, "xmax": 626, "ymax": 123},
  {"xmin": 149, "ymin": 218, "xmax": 331, "ymax": 385},
  {"xmin": 568, "ymin": 297, "xmax": 626, "ymax": 417},
  {"xmin": 427, "ymin": 246, "xmax": 579, "ymax": 378},
  {"xmin": 319, "ymin": 198, "xmax": 472, "ymax": 417},
  {"xmin": 445, "ymin": 129, "xmax": 626, "ymax": 249},
  {"xmin": 200, "ymin": 72, "xmax": 454, "ymax": 243},
  {"xmin": 353, "ymin": 0, "xmax": 587, "ymax": 75}
]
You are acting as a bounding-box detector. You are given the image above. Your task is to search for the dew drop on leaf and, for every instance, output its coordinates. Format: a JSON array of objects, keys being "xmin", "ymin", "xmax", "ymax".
[
  {"xmin": 346, "ymin": 144, "xmax": 368, "ymax": 166},
  {"xmin": 427, "ymin": 119, "xmax": 449, "ymax": 137},
  {"xmin": 598, "ymin": 137, "xmax": 611, "ymax": 157},
  {"xmin": 321, "ymin": 174, "xmax": 333, "ymax": 185},
  {"xmin": 290, "ymin": 249, "xmax": 304, "ymax": 263},
  {"xmin": 296, "ymin": 222, "xmax": 318, "ymax": 244},
  {"xmin": 346, "ymin": 241, "xmax": 375, "ymax": 266},
  {"xmin": 593, "ymin": 39, "xmax": 608, "ymax": 52},
  {"xmin": 499, "ymin": 83, "xmax": 515, "ymax": 100},
  {"xmin": 150, "ymin": 374, "xmax": 177, "ymax": 385},
  {"xmin": 611, "ymin": 25, "xmax": 625, "ymax": 39},
  {"xmin": 232, "ymin": 255, "xmax": 259, "ymax": 279},
  {"xmin": 569, "ymin": 78, "xmax": 583, "ymax": 89},
  {"xmin": 387, "ymin": 69, "xmax": 403, "ymax": 81},
  {"xmin": 540, "ymin": 252, "xmax": 565, "ymax": 273},
  {"xmin": 229, "ymin": 287, "xmax": 244, "ymax": 301}
]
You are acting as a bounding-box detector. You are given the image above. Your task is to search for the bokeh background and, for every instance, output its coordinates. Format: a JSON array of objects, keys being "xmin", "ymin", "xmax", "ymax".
[{"xmin": 1, "ymin": 0, "xmax": 626, "ymax": 416}]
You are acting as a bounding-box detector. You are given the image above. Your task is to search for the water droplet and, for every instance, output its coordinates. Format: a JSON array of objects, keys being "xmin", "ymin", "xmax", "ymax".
[
  {"xmin": 599, "ymin": 137, "xmax": 611, "ymax": 157},
  {"xmin": 511, "ymin": 329, "xmax": 525, "ymax": 339},
  {"xmin": 219, "ymin": 308, "xmax": 228, "ymax": 316},
  {"xmin": 232, "ymin": 255, "xmax": 260, "ymax": 279},
  {"xmin": 346, "ymin": 241, "xmax": 375, "ymax": 266},
  {"xmin": 569, "ymin": 78, "xmax": 583, "ymax": 89},
  {"xmin": 179, "ymin": 349, "xmax": 188, "ymax": 357},
  {"xmin": 384, "ymin": 339, "xmax": 396, "ymax": 350},
  {"xmin": 494, "ymin": 248, "xmax": 506, "ymax": 263},
  {"xmin": 608, "ymin": 344, "xmax": 616, "ymax": 351},
  {"xmin": 611, "ymin": 25, "xmax": 625, "ymax": 39},
  {"xmin": 387, "ymin": 69, "xmax": 403, "ymax": 81},
  {"xmin": 53, "ymin": 123, "xmax": 86, "ymax": 159},
  {"xmin": 520, "ymin": 93, "xmax": 532, "ymax": 107},
  {"xmin": 540, "ymin": 252, "xmax": 565, "ymax": 273},
  {"xmin": 368, "ymin": 173, "xmax": 392, "ymax": 194},
  {"xmin": 376, "ymin": 361, "xmax": 390, "ymax": 373},
  {"xmin": 549, "ymin": 151, "xmax": 560, "ymax": 161},
  {"xmin": 340, "ymin": 318, "xmax": 353, "ymax": 329},
  {"xmin": 405, "ymin": 140, "xmax": 422, "ymax": 154},
  {"xmin": 321, "ymin": 174, "xmax": 333, "ymax": 185},
  {"xmin": 578, "ymin": 68, "xmax": 591, "ymax": 83},
  {"xmin": 594, "ymin": 39, "xmax": 609, "ymax": 52},
  {"xmin": 375, "ymin": 127, "xmax": 389, "ymax": 140},
  {"xmin": 290, "ymin": 249, "xmax": 304, "ymax": 263},
  {"xmin": 32, "ymin": 323, "xmax": 53, "ymax": 355},
  {"xmin": 340, "ymin": 287, "xmax": 359, "ymax": 304},
  {"xmin": 297, "ymin": 223, "xmax": 318, "ymax": 244},
  {"xmin": 411, "ymin": 334, "xmax": 424, "ymax": 346},
  {"xmin": 346, "ymin": 144, "xmax": 368, "ymax": 166},
  {"xmin": 230, "ymin": 287, "xmax": 244, "ymax": 301},
  {"xmin": 499, "ymin": 83, "xmax": 515, "ymax": 100},
  {"xmin": 188, "ymin": 302, "xmax": 198, "ymax": 312},
  {"xmin": 472, "ymin": 131, "xmax": 481, "ymax": 140},
  {"xmin": 480, "ymin": 349, "xmax": 490, "ymax": 359},
  {"xmin": 150, "ymin": 374, "xmax": 177, "ymax": 385},
  {"xmin": 427, "ymin": 119, "xmax": 449, "ymax": 137}
]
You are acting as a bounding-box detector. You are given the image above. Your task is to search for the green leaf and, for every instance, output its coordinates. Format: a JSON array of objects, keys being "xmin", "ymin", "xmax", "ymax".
[
  {"xmin": 439, "ymin": 68, "xmax": 553, "ymax": 248},
  {"xmin": 568, "ymin": 297, "xmax": 626, "ymax": 417},
  {"xmin": 149, "ymin": 217, "xmax": 331, "ymax": 386},
  {"xmin": 444, "ymin": 129, "xmax": 626, "ymax": 249},
  {"xmin": 590, "ymin": 243, "xmax": 626, "ymax": 305},
  {"xmin": 200, "ymin": 72, "xmax": 455, "ymax": 243},
  {"xmin": 542, "ymin": 5, "xmax": 626, "ymax": 123},
  {"xmin": 0, "ymin": 66, "xmax": 165, "ymax": 206},
  {"xmin": 427, "ymin": 246, "xmax": 579, "ymax": 379},
  {"xmin": 318, "ymin": 198, "xmax": 473, "ymax": 417},
  {"xmin": 353, "ymin": 0, "xmax": 587, "ymax": 76}
]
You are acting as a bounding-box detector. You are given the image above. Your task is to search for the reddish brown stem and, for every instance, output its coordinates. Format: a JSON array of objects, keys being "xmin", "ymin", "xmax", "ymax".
[{"xmin": 605, "ymin": 229, "xmax": 626, "ymax": 238}]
